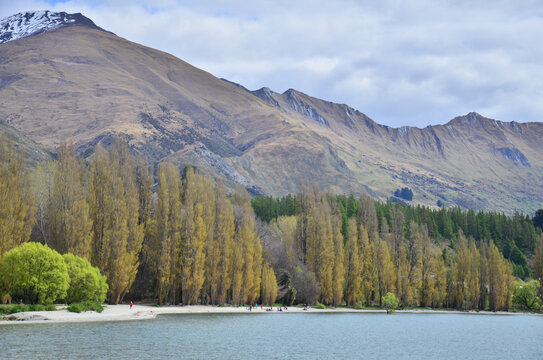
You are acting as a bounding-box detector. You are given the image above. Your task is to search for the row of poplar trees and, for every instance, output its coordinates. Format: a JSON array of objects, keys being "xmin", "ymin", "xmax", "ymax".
[
  {"xmin": 272, "ymin": 184, "xmax": 533, "ymax": 311},
  {"xmin": 0, "ymin": 137, "xmax": 274, "ymax": 305}
]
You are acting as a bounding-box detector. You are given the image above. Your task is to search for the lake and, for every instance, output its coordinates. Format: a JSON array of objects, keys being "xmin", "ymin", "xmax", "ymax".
[{"xmin": 1, "ymin": 313, "xmax": 542, "ymax": 359}]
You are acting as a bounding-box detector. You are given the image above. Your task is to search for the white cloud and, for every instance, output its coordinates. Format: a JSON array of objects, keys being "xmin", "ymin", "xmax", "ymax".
[{"xmin": 1, "ymin": 0, "xmax": 542, "ymax": 126}]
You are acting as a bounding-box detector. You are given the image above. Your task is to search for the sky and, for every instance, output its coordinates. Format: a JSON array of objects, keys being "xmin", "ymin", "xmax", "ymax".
[{"xmin": 1, "ymin": 0, "xmax": 542, "ymax": 128}]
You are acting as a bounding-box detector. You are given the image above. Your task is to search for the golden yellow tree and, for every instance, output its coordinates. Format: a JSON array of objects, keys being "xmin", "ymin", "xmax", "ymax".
[
  {"xmin": 0, "ymin": 136, "xmax": 36, "ymax": 257},
  {"xmin": 375, "ymin": 238, "xmax": 395, "ymax": 306},
  {"xmin": 48, "ymin": 143, "xmax": 93, "ymax": 258},
  {"xmin": 89, "ymin": 142, "xmax": 143, "ymax": 304},
  {"xmin": 181, "ymin": 203, "xmax": 207, "ymax": 305},
  {"xmin": 344, "ymin": 218, "xmax": 362, "ymax": 306},
  {"xmin": 154, "ymin": 162, "xmax": 182, "ymax": 304},
  {"xmin": 331, "ymin": 210, "xmax": 345, "ymax": 307},
  {"xmin": 261, "ymin": 263, "xmax": 278, "ymax": 306},
  {"xmin": 210, "ymin": 180, "xmax": 235, "ymax": 305},
  {"xmin": 533, "ymin": 234, "xmax": 543, "ymax": 282},
  {"xmin": 359, "ymin": 225, "xmax": 376, "ymax": 306}
]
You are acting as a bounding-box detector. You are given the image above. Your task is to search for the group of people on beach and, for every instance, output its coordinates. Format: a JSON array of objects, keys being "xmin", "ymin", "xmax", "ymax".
[{"xmin": 248, "ymin": 304, "xmax": 287, "ymax": 312}]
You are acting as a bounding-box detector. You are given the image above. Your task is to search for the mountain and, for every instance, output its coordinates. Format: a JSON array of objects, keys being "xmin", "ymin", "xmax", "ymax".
[
  {"xmin": 0, "ymin": 10, "xmax": 108, "ymax": 44},
  {"xmin": 1, "ymin": 11, "xmax": 542, "ymax": 213}
]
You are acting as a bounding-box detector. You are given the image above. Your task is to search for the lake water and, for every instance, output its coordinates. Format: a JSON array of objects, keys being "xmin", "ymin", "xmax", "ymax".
[{"xmin": 1, "ymin": 313, "xmax": 542, "ymax": 359}]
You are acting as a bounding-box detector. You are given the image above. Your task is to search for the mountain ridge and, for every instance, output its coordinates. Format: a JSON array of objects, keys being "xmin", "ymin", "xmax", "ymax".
[{"xmin": 0, "ymin": 11, "xmax": 542, "ymax": 213}]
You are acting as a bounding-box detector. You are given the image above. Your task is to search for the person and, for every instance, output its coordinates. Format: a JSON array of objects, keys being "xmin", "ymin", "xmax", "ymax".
[{"xmin": 130, "ymin": 301, "xmax": 133, "ymax": 309}]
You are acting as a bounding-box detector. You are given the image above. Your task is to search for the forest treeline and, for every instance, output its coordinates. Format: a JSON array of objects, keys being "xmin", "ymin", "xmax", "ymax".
[
  {"xmin": 0, "ymin": 137, "xmax": 271, "ymax": 306},
  {"xmin": 1, "ymin": 135, "xmax": 543, "ymax": 310},
  {"xmin": 253, "ymin": 192, "xmax": 541, "ymax": 278}
]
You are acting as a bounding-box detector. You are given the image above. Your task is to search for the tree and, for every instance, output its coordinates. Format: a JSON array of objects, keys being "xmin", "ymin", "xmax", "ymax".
[
  {"xmin": 382, "ymin": 292, "xmax": 399, "ymax": 313},
  {"xmin": 261, "ymin": 264, "xmax": 278, "ymax": 306},
  {"xmin": 0, "ymin": 242, "xmax": 69, "ymax": 304},
  {"xmin": 0, "ymin": 136, "xmax": 36, "ymax": 257},
  {"xmin": 375, "ymin": 238, "xmax": 395, "ymax": 306},
  {"xmin": 208, "ymin": 180, "xmax": 235, "ymax": 305},
  {"xmin": 533, "ymin": 209, "xmax": 543, "ymax": 230},
  {"xmin": 533, "ymin": 234, "xmax": 543, "ymax": 282},
  {"xmin": 48, "ymin": 143, "xmax": 93, "ymax": 258},
  {"xmin": 63, "ymin": 253, "xmax": 108, "ymax": 303},
  {"xmin": 153, "ymin": 162, "xmax": 182, "ymax": 305},
  {"xmin": 292, "ymin": 267, "xmax": 319, "ymax": 306},
  {"xmin": 89, "ymin": 142, "xmax": 143, "ymax": 304},
  {"xmin": 512, "ymin": 280, "xmax": 541, "ymax": 310},
  {"xmin": 344, "ymin": 218, "xmax": 362, "ymax": 306}
]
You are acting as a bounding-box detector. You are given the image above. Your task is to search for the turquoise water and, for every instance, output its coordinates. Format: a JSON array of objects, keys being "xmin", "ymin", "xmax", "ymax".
[{"xmin": 1, "ymin": 313, "xmax": 542, "ymax": 359}]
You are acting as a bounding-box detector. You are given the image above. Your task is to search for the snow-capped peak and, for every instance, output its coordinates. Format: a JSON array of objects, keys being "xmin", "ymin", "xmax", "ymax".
[{"xmin": 0, "ymin": 10, "xmax": 106, "ymax": 44}]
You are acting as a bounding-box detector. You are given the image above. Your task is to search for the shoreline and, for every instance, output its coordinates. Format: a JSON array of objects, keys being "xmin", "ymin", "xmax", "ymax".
[{"xmin": 1, "ymin": 304, "xmax": 539, "ymax": 325}]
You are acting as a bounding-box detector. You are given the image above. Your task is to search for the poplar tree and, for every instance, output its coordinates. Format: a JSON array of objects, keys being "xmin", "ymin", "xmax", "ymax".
[
  {"xmin": 182, "ymin": 203, "xmax": 207, "ymax": 304},
  {"xmin": 210, "ymin": 181, "xmax": 235, "ymax": 304},
  {"xmin": 331, "ymin": 207, "xmax": 345, "ymax": 306},
  {"xmin": 359, "ymin": 225, "xmax": 376, "ymax": 306},
  {"xmin": 261, "ymin": 263, "xmax": 278, "ymax": 306},
  {"xmin": 375, "ymin": 238, "xmax": 395, "ymax": 306},
  {"xmin": 89, "ymin": 142, "xmax": 143, "ymax": 304},
  {"xmin": 0, "ymin": 137, "xmax": 36, "ymax": 257},
  {"xmin": 48, "ymin": 144, "xmax": 93, "ymax": 258},
  {"xmin": 154, "ymin": 162, "xmax": 182, "ymax": 304},
  {"xmin": 344, "ymin": 218, "xmax": 362, "ymax": 306},
  {"xmin": 533, "ymin": 234, "xmax": 543, "ymax": 282}
]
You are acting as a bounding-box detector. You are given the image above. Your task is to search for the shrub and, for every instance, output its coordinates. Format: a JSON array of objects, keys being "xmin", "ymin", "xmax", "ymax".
[
  {"xmin": 0, "ymin": 242, "xmax": 69, "ymax": 304},
  {"xmin": 315, "ymin": 301, "xmax": 326, "ymax": 309},
  {"xmin": 67, "ymin": 303, "xmax": 84, "ymax": 313},
  {"xmin": 67, "ymin": 301, "xmax": 104, "ymax": 313},
  {"xmin": 0, "ymin": 303, "xmax": 56, "ymax": 314},
  {"xmin": 63, "ymin": 253, "xmax": 108, "ymax": 303},
  {"xmin": 382, "ymin": 292, "xmax": 399, "ymax": 313}
]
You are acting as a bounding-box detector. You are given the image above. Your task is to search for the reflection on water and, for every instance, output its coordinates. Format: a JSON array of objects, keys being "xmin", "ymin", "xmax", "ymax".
[{"xmin": 2, "ymin": 313, "xmax": 542, "ymax": 359}]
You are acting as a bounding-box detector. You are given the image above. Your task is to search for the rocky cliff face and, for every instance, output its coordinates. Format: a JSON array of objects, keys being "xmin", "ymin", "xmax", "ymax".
[{"xmin": 1, "ymin": 11, "xmax": 542, "ymax": 213}]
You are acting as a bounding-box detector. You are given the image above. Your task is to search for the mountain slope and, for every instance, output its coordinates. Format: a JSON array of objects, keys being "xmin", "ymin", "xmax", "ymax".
[{"xmin": 1, "ymin": 11, "xmax": 542, "ymax": 213}]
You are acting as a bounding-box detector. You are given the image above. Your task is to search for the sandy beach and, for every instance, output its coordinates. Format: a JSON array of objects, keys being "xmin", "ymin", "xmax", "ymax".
[{"xmin": 1, "ymin": 304, "xmax": 535, "ymax": 325}]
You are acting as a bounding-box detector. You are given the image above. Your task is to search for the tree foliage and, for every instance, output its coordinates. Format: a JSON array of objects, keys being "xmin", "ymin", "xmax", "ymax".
[
  {"xmin": 382, "ymin": 292, "xmax": 399, "ymax": 313},
  {"xmin": 63, "ymin": 253, "xmax": 108, "ymax": 303},
  {"xmin": 0, "ymin": 242, "xmax": 69, "ymax": 304},
  {"xmin": 512, "ymin": 280, "xmax": 541, "ymax": 310}
]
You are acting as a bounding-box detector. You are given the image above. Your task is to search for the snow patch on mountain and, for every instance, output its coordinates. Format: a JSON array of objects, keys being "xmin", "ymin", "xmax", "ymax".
[{"xmin": 0, "ymin": 11, "xmax": 107, "ymax": 44}]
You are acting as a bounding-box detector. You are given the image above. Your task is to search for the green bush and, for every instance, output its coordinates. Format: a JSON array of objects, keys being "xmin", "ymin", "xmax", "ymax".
[
  {"xmin": 63, "ymin": 253, "xmax": 108, "ymax": 303},
  {"xmin": 382, "ymin": 292, "xmax": 399, "ymax": 313},
  {"xmin": 67, "ymin": 301, "xmax": 104, "ymax": 313},
  {"xmin": 0, "ymin": 303, "xmax": 57, "ymax": 314},
  {"xmin": 0, "ymin": 242, "xmax": 69, "ymax": 304},
  {"xmin": 67, "ymin": 303, "xmax": 84, "ymax": 313},
  {"xmin": 27, "ymin": 304, "xmax": 45, "ymax": 312},
  {"xmin": 315, "ymin": 301, "xmax": 326, "ymax": 309}
]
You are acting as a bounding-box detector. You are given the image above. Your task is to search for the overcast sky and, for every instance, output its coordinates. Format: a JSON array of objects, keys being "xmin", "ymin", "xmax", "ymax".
[{"xmin": 1, "ymin": 0, "xmax": 542, "ymax": 127}]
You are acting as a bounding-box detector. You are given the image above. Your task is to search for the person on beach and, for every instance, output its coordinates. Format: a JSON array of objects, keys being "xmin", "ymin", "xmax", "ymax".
[{"xmin": 130, "ymin": 301, "xmax": 133, "ymax": 309}]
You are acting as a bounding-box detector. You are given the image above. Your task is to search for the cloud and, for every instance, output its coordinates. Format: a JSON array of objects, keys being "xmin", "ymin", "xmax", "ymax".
[{"xmin": 1, "ymin": 0, "xmax": 542, "ymax": 127}]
